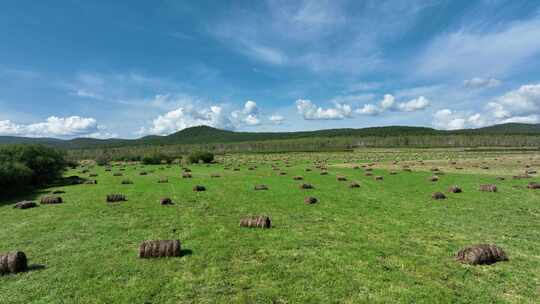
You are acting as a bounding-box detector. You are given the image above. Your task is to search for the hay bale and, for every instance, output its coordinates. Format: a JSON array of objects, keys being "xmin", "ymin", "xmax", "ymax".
[
  {"xmin": 254, "ymin": 185, "xmax": 269, "ymax": 190},
  {"xmin": 304, "ymin": 196, "xmax": 318, "ymax": 204},
  {"xmin": 336, "ymin": 176, "xmax": 347, "ymax": 181},
  {"xmin": 495, "ymin": 177, "xmax": 505, "ymax": 181},
  {"xmin": 84, "ymin": 180, "xmax": 98, "ymax": 185},
  {"xmin": 299, "ymin": 183, "xmax": 314, "ymax": 189},
  {"xmin": 139, "ymin": 172, "xmax": 148, "ymax": 176},
  {"xmin": 0, "ymin": 251, "xmax": 27, "ymax": 275},
  {"xmin": 364, "ymin": 172, "xmax": 373, "ymax": 177},
  {"xmin": 13, "ymin": 201, "xmax": 37, "ymax": 209},
  {"xmin": 448, "ymin": 186, "xmax": 462, "ymax": 193},
  {"xmin": 160, "ymin": 198, "xmax": 173, "ymax": 205},
  {"xmin": 40, "ymin": 196, "xmax": 62, "ymax": 204},
  {"xmin": 182, "ymin": 173, "xmax": 192, "ymax": 178},
  {"xmin": 106, "ymin": 194, "xmax": 126, "ymax": 203},
  {"xmin": 193, "ymin": 185, "xmax": 206, "ymax": 192},
  {"xmin": 349, "ymin": 182, "xmax": 360, "ymax": 188},
  {"xmin": 479, "ymin": 184, "xmax": 497, "ymax": 192},
  {"xmin": 113, "ymin": 172, "xmax": 123, "ymax": 177},
  {"xmin": 279, "ymin": 172, "xmax": 287, "ymax": 175},
  {"xmin": 158, "ymin": 177, "xmax": 168, "ymax": 183},
  {"xmin": 429, "ymin": 176, "xmax": 439, "ymax": 182},
  {"xmin": 121, "ymin": 179, "xmax": 133, "ymax": 185},
  {"xmin": 305, "ymin": 168, "xmax": 312, "ymax": 172},
  {"xmin": 320, "ymin": 171, "xmax": 328, "ymax": 175},
  {"xmin": 375, "ymin": 176, "xmax": 383, "ymax": 181},
  {"xmin": 527, "ymin": 182, "xmax": 540, "ymax": 189},
  {"xmin": 138, "ymin": 240, "xmax": 181, "ymax": 258},
  {"xmin": 432, "ymin": 192, "xmax": 446, "ymax": 200},
  {"xmin": 456, "ymin": 244, "xmax": 508, "ymax": 265},
  {"xmin": 389, "ymin": 171, "xmax": 397, "ymax": 175},
  {"xmin": 239, "ymin": 216, "xmax": 271, "ymax": 228},
  {"xmin": 293, "ymin": 176, "xmax": 304, "ymax": 180},
  {"xmin": 211, "ymin": 173, "xmax": 221, "ymax": 178}
]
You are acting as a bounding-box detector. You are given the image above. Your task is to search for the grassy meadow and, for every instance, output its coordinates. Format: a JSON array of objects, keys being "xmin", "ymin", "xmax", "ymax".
[{"xmin": 1, "ymin": 149, "xmax": 540, "ymax": 303}]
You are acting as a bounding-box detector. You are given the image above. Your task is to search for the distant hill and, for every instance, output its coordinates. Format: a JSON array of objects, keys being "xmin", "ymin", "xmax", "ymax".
[{"xmin": 1, "ymin": 123, "xmax": 540, "ymax": 149}]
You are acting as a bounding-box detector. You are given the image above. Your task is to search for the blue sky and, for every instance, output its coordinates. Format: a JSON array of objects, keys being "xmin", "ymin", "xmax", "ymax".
[{"xmin": 1, "ymin": 0, "xmax": 540, "ymax": 138}]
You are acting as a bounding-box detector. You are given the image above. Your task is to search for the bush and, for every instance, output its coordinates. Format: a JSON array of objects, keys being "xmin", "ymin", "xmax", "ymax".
[
  {"xmin": 0, "ymin": 145, "xmax": 67, "ymax": 194},
  {"xmin": 187, "ymin": 152, "xmax": 214, "ymax": 164},
  {"xmin": 142, "ymin": 154, "xmax": 162, "ymax": 165}
]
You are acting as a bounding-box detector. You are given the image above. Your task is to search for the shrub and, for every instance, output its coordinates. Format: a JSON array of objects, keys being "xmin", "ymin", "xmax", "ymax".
[
  {"xmin": 187, "ymin": 151, "xmax": 214, "ymax": 164},
  {"xmin": 0, "ymin": 145, "xmax": 67, "ymax": 194}
]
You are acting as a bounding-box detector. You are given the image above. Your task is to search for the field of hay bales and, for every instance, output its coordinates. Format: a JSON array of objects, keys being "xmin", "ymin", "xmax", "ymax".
[{"xmin": 1, "ymin": 148, "xmax": 540, "ymax": 303}]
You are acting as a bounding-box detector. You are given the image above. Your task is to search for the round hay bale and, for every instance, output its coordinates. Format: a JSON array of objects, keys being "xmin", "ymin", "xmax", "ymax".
[
  {"xmin": 389, "ymin": 171, "xmax": 397, "ymax": 175},
  {"xmin": 121, "ymin": 179, "xmax": 133, "ymax": 185},
  {"xmin": 182, "ymin": 168, "xmax": 192, "ymax": 172},
  {"xmin": 299, "ymin": 183, "xmax": 314, "ymax": 189},
  {"xmin": 210, "ymin": 173, "xmax": 221, "ymax": 178},
  {"xmin": 279, "ymin": 172, "xmax": 287, "ymax": 175},
  {"xmin": 239, "ymin": 216, "xmax": 271, "ymax": 228},
  {"xmin": 432, "ymin": 192, "xmax": 446, "ymax": 200},
  {"xmin": 456, "ymin": 244, "xmax": 508, "ymax": 265},
  {"xmin": 193, "ymin": 185, "xmax": 206, "ymax": 192},
  {"xmin": 304, "ymin": 196, "xmax": 318, "ymax": 204},
  {"xmin": 182, "ymin": 173, "xmax": 192, "ymax": 178},
  {"xmin": 336, "ymin": 176, "xmax": 347, "ymax": 181},
  {"xmin": 293, "ymin": 176, "xmax": 303, "ymax": 181},
  {"xmin": 139, "ymin": 172, "xmax": 148, "ymax": 176},
  {"xmin": 13, "ymin": 201, "xmax": 37, "ymax": 209},
  {"xmin": 365, "ymin": 168, "xmax": 373, "ymax": 172},
  {"xmin": 158, "ymin": 177, "xmax": 168, "ymax": 183},
  {"xmin": 0, "ymin": 251, "xmax": 27, "ymax": 275},
  {"xmin": 349, "ymin": 182, "xmax": 360, "ymax": 188},
  {"xmin": 364, "ymin": 172, "xmax": 373, "ymax": 177},
  {"xmin": 138, "ymin": 240, "xmax": 181, "ymax": 258},
  {"xmin": 429, "ymin": 176, "xmax": 439, "ymax": 182},
  {"xmin": 448, "ymin": 185, "xmax": 462, "ymax": 193},
  {"xmin": 374, "ymin": 176, "xmax": 383, "ymax": 181},
  {"xmin": 479, "ymin": 184, "xmax": 497, "ymax": 192},
  {"xmin": 320, "ymin": 171, "xmax": 328, "ymax": 175},
  {"xmin": 495, "ymin": 177, "xmax": 505, "ymax": 181},
  {"xmin": 113, "ymin": 172, "xmax": 123, "ymax": 177},
  {"xmin": 160, "ymin": 197, "xmax": 173, "ymax": 205},
  {"xmin": 254, "ymin": 185, "xmax": 269, "ymax": 190},
  {"xmin": 527, "ymin": 182, "xmax": 540, "ymax": 189},
  {"xmin": 305, "ymin": 168, "xmax": 312, "ymax": 172},
  {"xmin": 106, "ymin": 194, "xmax": 126, "ymax": 203},
  {"xmin": 233, "ymin": 168, "xmax": 240, "ymax": 171},
  {"xmin": 40, "ymin": 196, "xmax": 62, "ymax": 205}
]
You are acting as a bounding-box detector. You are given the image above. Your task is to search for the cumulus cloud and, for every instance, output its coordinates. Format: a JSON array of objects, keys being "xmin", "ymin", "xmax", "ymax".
[
  {"xmin": 296, "ymin": 99, "xmax": 353, "ymax": 120},
  {"xmin": 231, "ymin": 100, "xmax": 261, "ymax": 126},
  {"xmin": 143, "ymin": 105, "xmax": 234, "ymax": 135},
  {"xmin": 269, "ymin": 115, "xmax": 285, "ymax": 125},
  {"xmin": 356, "ymin": 94, "xmax": 430, "ymax": 115},
  {"xmin": 432, "ymin": 83, "xmax": 540, "ymax": 129},
  {"xmin": 432, "ymin": 109, "xmax": 491, "ymax": 130},
  {"xmin": 464, "ymin": 77, "xmax": 501, "ymax": 89},
  {"xmin": 0, "ymin": 116, "xmax": 112, "ymax": 138}
]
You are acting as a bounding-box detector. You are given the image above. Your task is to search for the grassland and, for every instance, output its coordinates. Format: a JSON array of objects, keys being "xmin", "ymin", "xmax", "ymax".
[{"xmin": 1, "ymin": 149, "xmax": 540, "ymax": 303}]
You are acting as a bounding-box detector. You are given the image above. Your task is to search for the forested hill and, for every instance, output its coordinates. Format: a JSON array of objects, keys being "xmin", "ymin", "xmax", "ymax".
[{"xmin": 1, "ymin": 123, "xmax": 540, "ymax": 149}]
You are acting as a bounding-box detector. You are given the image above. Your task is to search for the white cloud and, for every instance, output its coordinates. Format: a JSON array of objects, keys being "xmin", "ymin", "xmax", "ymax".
[
  {"xmin": 356, "ymin": 104, "xmax": 381, "ymax": 115},
  {"xmin": 143, "ymin": 105, "xmax": 234, "ymax": 135},
  {"xmin": 432, "ymin": 109, "xmax": 468, "ymax": 130},
  {"xmin": 356, "ymin": 94, "xmax": 430, "ymax": 115},
  {"xmin": 269, "ymin": 115, "xmax": 285, "ymax": 125},
  {"xmin": 464, "ymin": 77, "xmax": 501, "ymax": 89},
  {"xmin": 432, "ymin": 83, "xmax": 540, "ymax": 129},
  {"xmin": 296, "ymin": 99, "xmax": 353, "ymax": 120},
  {"xmin": 380, "ymin": 94, "xmax": 395, "ymax": 109},
  {"xmin": 396, "ymin": 96, "xmax": 430, "ymax": 112},
  {"xmin": 231, "ymin": 100, "xmax": 261, "ymax": 126},
  {"xmin": 0, "ymin": 116, "xmax": 112, "ymax": 138},
  {"xmin": 418, "ymin": 18, "xmax": 540, "ymax": 77}
]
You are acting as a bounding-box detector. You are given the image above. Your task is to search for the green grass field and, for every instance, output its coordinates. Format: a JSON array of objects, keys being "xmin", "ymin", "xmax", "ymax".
[{"xmin": 1, "ymin": 150, "xmax": 540, "ymax": 303}]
